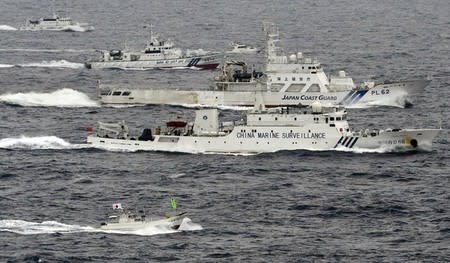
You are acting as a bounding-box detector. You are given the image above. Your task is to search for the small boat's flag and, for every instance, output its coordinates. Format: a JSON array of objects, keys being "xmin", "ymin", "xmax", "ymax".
[
  {"xmin": 113, "ymin": 203, "xmax": 122, "ymax": 210},
  {"xmin": 170, "ymin": 198, "xmax": 177, "ymax": 210}
]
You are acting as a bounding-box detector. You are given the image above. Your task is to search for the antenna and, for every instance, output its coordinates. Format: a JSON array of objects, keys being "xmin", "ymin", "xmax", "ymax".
[{"xmin": 51, "ymin": 0, "xmax": 56, "ymax": 18}]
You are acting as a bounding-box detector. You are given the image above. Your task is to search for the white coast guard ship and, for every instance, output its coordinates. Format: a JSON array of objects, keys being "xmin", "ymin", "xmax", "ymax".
[
  {"xmin": 19, "ymin": 15, "xmax": 91, "ymax": 32},
  {"xmin": 86, "ymin": 101, "xmax": 440, "ymax": 154},
  {"xmin": 18, "ymin": 3, "xmax": 92, "ymax": 32},
  {"xmin": 226, "ymin": 42, "xmax": 259, "ymax": 54},
  {"xmin": 100, "ymin": 203, "xmax": 187, "ymax": 231},
  {"xmin": 86, "ymin": 26, "xmax": 219, "ymax": 70},
  {"xmin": 97, "ymin": 22, "xmax": 428, "ymax": 108}
]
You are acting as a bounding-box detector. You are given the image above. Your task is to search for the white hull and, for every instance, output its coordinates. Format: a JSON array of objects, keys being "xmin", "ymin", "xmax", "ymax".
[
  {"xmin": 87, "ymin": 127, "xmax": 439, "ymax": 154},
  {"xmin": 99, "ymin": 80, "xmax": 428, "ymax": 107},
  {"xmin": 100, "ymin": 214, "xmax": 185, "ymax": 231},
  {"xmin": 87, "ymin": 55, "xmax": 219, "ymax": 70},
  {"xmin": 19, "ymin": 23, "xmax": 88, "ymax": 31}
]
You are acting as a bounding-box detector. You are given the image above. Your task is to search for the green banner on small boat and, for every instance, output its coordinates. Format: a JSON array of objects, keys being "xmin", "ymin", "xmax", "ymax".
[{"xmin": 170, "ymin": 197, "xmax": 177, "ymax": 210}]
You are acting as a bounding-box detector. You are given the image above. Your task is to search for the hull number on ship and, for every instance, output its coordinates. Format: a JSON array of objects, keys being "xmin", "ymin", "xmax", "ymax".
[{"xmin": 371, "ymin": 89, "xmax": 390, "ymax": 95}]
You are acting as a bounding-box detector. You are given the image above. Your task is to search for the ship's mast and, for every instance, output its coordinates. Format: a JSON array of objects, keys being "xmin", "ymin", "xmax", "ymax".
[{"xmin": 51, "ymin": 0, "xmax": 56, "ymax": 18}]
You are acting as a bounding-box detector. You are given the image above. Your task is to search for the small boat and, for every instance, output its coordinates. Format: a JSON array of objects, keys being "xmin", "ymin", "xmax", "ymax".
[
  {"xmin": 226, "ymin": 42, "xmax": 259, "ymax": 54},
  {"xmin": 100, "ymin": 203, "xmax": 187, "ymax": 231},
  {"xmin": 86, "ymin": 25, "xmax": 219, "ymax": 70},
  {"xmin": 86, "ymin": 101, "xmax": 441, "ymax": 154}
]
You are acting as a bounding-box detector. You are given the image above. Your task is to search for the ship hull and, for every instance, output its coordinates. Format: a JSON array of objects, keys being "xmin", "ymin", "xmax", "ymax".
[
  {"xmin": 98, "ymin": 79, "xmax": 428, "ymax": 107},
  {"xmin": 87, "ymin": 127, "xmax": 440, "ymax": 154},
  {"xmin": 87, "ymin": 56, "xmax": 219, "ymax": 70},
  {"xmin": 100, "ymin": 214, "xmax": 186, "ymax": 231}
]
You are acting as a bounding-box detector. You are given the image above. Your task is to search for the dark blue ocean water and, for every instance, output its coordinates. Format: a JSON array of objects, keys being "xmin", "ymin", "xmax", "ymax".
[{"xmin": 0, "ymin": 0, "xmax": 449, "ymax": 262}]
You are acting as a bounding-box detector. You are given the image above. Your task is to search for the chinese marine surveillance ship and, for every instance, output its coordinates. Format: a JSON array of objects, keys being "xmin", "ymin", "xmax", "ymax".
[{"xmin": 86, "ymin": 101, "xmax": 440, "ymax": 154}]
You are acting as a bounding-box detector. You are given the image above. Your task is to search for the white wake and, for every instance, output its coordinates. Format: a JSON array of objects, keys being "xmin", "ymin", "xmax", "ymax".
[
  {"xmin": 0, "ymin": 218, "xmax": 201, "ymax": 236},
  {"xmin": 0, "ymin": 48, "xmax": 95, "ymax": 53},
  {"xmin": 0, "ymin": 136, "xmax": 88, "ymax": 150},
  {"xmin": 0, "ymin": 88, "xmax": 98, "ymax": 107},
  {"xmin": 0, "ymin": 25, "xmax": 17, "ymax": 31},
  {"xmin": 0, "ymin": 64, "xmax": 14, "ymax": 68},
  {"xmin": 63, "ymin": 25, "xmax": 95, "ymax": 32},
  {"xmin": 18, "ymin": 59, "xmax": 85, "ymax": 69}
]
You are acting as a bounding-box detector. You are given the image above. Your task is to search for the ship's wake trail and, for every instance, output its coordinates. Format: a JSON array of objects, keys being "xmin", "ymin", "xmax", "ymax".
[
  {"xmin": 0, "ymin": 48, "xmax": 95, "ymax": 53},
  {"xmin": 0, "ymin": 60, "xmax": 85, "ymax": 69},
  {"xmin": 0, "ymin": 25, "xmax": 17, "ymax": 31},
  {"xmin": 0, "ymin": 88, "xmax": 98, "ymax": 107},
  {"xmin": 62, "ymin": 25, "xmax": 94, "ymax": 32},
  {"xmin": 0, "ymin": 218, "xmax": 201, "ymax": 236},
  {"xmin": 18, "ymin": 59, "xmax": 85, "ymax": 69},
  {"xmin": 0, "ymin": 136, "xmax": 89, "ymax": 150}
]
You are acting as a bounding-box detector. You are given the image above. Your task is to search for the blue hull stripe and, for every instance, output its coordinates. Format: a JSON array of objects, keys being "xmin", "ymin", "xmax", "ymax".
[
  {"xmin": 187, "ymin": 58, "xmax": 200, "ymax": 67},
  {"xmin": 341, "ymin": 90, "xmax": 369, "ymax": 105},
  {"xmin": 334, "ymin": 136, "xmax": 360, "ymax": 149},
  {"xmin": 341, "ymin": 137, "xmax": 349, "ymax": 146},
  {"xmin": 349, "ymin": 137, "xmax": 359, "ymax": 148},
  {"xmin": 188, "ymin": 58, "xmax": 201, "ymax": 67},
  {"xmin": 340, "ymin": 91, "xmax": 355, "ymax": 104},
  {"xmin": 334, "ymin": 136, "xmax": 344, "ymax": 148},
  {"xmin": 345, "ymin": 137, "xmax": 354, "ymax": 147},
  {"xmin": 348, "ymin": 90, "xmax": 368, "ymax": 105}
]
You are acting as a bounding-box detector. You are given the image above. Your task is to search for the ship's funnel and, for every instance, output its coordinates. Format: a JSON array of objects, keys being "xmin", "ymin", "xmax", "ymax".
[
  {"xmin": 253, "ymin": 92, "xmax": 266, "ymax": 112},
  {"xmin": 311, "ymin": 101, "xmax": 323, "ymax": 113}
]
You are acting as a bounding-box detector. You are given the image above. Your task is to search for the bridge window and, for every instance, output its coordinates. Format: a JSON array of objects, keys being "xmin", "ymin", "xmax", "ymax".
[
  {"xmin": 306, "ymin": 84, "xmax": 320, "ymax": 92},
  {"xmin": 122, "ymin": 91, "xmax": 131, "ymax": 96},
  {"xmin": 112, "ymin": 91, "xmax": 121, "ymax": 96},
  {"xmin": 330, "ymin": 117, "xmax": 335, "ymax": 121}
]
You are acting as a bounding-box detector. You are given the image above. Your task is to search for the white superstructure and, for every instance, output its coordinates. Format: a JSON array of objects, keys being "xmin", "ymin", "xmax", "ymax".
[
  {"xmin": 100, "ymin": 205, "xmax": 187, "ymax": 231},
  {"xmin": 87, "ymin": 102, "xmax": 440, "ymax": 154},
  {"xmin": 98, "ymin": 23, "xmax": 428, "ymax": 107},
  {"xmin": 86, "ymin": 26, "xmax": 219, "ymax": 70},
  {"xmin": 226, "ymin": 42, "xmax": 259, "ymax": 54}
]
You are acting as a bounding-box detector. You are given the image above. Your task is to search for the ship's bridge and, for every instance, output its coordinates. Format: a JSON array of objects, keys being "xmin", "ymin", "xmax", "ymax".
[{"xmin": 247, "ymin": 105, "xmax": 349, "ymax": 131}]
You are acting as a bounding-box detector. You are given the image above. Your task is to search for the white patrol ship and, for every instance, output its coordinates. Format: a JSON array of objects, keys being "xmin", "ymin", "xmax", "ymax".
[
  {"xmin": 18, "ymin": 3, "xmax": 92, "ymax": 32},
  {"xmin": 100, "ymin": 203, "xmax": 187, "ymax": 231},
  {"xmin": 97, "ymin": 22, "xmax": 428, "ymax": 108},
  {"xmin": 86, "ymin": 102, "xmax": 440, "ymax": 154},
  {"xmin": 86, "ymin": 25, "xmax": 219, "ymax": 70},
  {"xmin": 226, "ymin": 42, "xmax": 259, "ymax": 54},
  {"xmin": 19, "ymin": 15, "xmax": 91, "ymax": 32}
]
